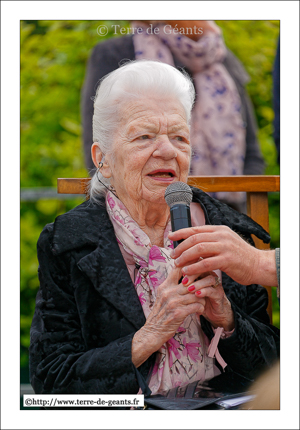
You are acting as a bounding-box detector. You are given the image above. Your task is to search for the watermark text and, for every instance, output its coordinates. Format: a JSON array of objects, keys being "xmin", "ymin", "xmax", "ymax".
[
  {"xmin": 23, "ymin": 394, "xmax": 144, "ymax": 408},
  {"xmin": 97, "ymin": 23, "xmax": 203, "ymax": 37}
]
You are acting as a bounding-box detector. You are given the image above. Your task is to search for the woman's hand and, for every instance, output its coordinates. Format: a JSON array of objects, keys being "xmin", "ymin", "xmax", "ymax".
[
  {"xmin": 132, "ymin": 265, "xmax": 234, "ymax": 367},
  {"xmin": 169, "ymin": 225, "xmax": 266, "ymax": 286},
  {"xmin": 132, "ymin": 267, "xmax": 204, "ymax": 367},
  {"xmin": 181, "ymin": 271, "xmax": 234, "ymax": 332}
]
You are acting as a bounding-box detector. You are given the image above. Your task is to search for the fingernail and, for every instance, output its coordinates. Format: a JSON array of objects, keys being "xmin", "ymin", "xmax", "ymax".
[
  {"xmin": 182, "ymin": 276, "xmax": 189, "ymax": 285},
  {"xmin": 182, "ymin": 266, "xmax": 188, "ymax": 275},
  {"xmin": 188, "ymin": 285, "xmax": 195, "ymax": 292},
  {"xmin": 170, "ymin": 249, "xmax": 175, "ymax": 258},
  {"xmin": 175, "ymin": 258, "xmax": 181, "ymax": 266},
  {"xmin": 195, "ymin": 290, "xmax": 201, "ymax": 296}
]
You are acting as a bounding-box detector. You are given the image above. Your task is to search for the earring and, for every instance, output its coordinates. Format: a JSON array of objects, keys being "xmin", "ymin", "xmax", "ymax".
[{"xmin": 96, "ymin": 164, "xmax": 118, "ymax": 199}]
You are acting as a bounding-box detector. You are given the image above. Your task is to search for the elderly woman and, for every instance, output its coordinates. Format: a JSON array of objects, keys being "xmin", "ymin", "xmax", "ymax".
[{"xmin": 30, "ymin": 61, "xmax": 279, "ymax": 398}]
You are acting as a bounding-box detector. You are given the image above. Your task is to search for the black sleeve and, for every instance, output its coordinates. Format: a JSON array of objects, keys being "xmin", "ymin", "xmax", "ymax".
[
  {"xmin": 80, "ymin": 36, "xmax": 135, "ymax": 173},
  {"xmin": 200, "ymin": 274, "xmax": 279, "ymax": 379},
  {"xmin": 29, "ymin": 225, "xmax": 151, "ymax": 395}
]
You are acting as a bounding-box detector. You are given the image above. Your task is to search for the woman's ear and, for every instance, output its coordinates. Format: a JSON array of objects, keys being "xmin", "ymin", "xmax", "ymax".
[{"xmin": 91, "ymin": 143, "xmax": 112, "ymax": 178}]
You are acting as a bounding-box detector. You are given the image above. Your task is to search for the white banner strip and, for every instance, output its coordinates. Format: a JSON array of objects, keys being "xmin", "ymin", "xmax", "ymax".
[{"xmin": 23, "ymin": 394, "xmax": 144, "ymax": 408}]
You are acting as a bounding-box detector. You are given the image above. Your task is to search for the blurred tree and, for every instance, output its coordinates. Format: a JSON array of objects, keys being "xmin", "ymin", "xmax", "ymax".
[{"xmin": 20, "ymin": 20, "xmax": 280, "ymax": 376}]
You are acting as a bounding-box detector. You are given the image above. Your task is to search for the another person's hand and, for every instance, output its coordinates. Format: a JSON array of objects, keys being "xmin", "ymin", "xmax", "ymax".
[{"xmin": 169, "ymin": 225, "xmax": 278, "ymax": 287}]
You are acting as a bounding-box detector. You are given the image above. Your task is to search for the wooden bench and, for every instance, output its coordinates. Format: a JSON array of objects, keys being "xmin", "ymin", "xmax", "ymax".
[{"xmin": 57, "ymin": 175, "xmax": 280, "ymax": 321}]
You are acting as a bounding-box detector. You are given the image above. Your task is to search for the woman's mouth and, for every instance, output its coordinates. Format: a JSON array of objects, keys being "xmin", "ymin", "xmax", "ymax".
[{"xmin": 147, "ymin": 170, "xmax": 176, "ymax": 181}]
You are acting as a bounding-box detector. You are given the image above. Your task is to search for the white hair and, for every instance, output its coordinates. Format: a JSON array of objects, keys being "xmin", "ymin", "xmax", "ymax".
[{"xmin": 89, "ymin": 60, "xmax": 195, "ymax": 202}]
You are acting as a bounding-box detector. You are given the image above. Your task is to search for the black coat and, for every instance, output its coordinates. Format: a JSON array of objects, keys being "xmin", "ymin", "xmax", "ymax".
[{"xmin": 29, "ymin": 188, "xmax": 279, "ymax": 395}]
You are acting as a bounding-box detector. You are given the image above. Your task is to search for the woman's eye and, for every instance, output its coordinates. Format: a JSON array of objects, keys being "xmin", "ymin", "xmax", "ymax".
[
  {"xmin": 139, "ymin": 135, "xmax": 150, "ymax": 140},
  {"xmin": 174, "ymin": 135, "xmax": 190, "ymax": 145},
  {"xmin": 175, "ymin": 136, "xmax": 188, "ymax": 142}
]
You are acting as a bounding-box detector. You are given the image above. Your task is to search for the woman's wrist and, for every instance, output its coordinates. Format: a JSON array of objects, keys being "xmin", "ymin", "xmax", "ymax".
[
  {"xmin": 132, "ymin": 326, "xmax": 162, "ymax": 368},
  {"xmin": 209, "ymin": 299, "xmax": 235, "ymax": 332},
  {"xmin": 219, "ymin": 316, "xmax": 235, "ymax": 332},
  {"xmin": 211, "ymin": 316, "xmax": 235, "ymax": 332}
]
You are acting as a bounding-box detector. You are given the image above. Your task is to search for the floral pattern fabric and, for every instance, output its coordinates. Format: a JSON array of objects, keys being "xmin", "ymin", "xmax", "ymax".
[{"xmin": 106, "ymin": 192, "xmax": 220, "ymax": 395}]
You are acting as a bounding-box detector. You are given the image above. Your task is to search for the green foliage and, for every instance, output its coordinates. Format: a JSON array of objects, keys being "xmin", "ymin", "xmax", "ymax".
[
  {"xmin": 20, "ymin": 21, "xmax": 280, "ymax": 375},
  {"xmin": 21, "ymin": 20, "xmax": 129, "ymax": 187}
]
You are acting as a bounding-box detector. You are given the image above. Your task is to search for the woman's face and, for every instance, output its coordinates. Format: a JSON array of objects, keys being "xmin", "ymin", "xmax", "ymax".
[{"xmin": 103, "ymin": 96, "xmax": 191, "ymax": 207}]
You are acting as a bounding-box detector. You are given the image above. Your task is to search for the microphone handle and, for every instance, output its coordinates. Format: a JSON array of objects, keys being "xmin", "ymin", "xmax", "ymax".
[{"xmin": 170, "ymin": 204, "xmax": 191, "ymax": 248}]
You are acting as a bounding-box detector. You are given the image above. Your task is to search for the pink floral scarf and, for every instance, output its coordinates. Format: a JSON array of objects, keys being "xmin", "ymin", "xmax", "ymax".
[
  {"xmin": 132, "ymin": 21, "xmax": 246, "ymax": 205},
  {"xmin": 106, "ymin": 192, "xmax": 222, "ymax": 395}
]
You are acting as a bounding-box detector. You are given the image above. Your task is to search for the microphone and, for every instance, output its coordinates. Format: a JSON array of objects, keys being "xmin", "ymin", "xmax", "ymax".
[{"xmin": 165, "ymin": 182, "xmax": 193, "ymax": 248}]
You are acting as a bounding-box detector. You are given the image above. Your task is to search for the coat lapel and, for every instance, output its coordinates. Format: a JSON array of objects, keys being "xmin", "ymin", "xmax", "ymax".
[
  {"xmin": 76, "ymin": 212, "xmax": 146, "ymax": 331},
  {"xmin": 52, "ymin": 199, "xmax": 146, "ymax": 330}
]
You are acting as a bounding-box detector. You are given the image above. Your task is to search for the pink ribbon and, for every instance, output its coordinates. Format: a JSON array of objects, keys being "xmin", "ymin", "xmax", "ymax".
[{"xmin": 207, "ymin": 327, "xmax": 227, "ymax": 370}]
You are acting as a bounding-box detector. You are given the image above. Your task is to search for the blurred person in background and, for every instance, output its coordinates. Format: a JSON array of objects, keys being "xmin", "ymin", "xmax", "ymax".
[{"xmin": 81, "ymin": 20, "xmax": 265, "ymax": 213}]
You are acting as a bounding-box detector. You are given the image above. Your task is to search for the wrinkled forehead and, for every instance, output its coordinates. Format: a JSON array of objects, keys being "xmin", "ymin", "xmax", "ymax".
[{"xmin": 116, "ymin": 95, "xmax": 189, "ymax": 128}]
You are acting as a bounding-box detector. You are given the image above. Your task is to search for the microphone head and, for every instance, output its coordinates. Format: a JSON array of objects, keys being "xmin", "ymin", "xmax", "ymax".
[{"xmin": 164, "ymin": 182, "xmax": 193, "ymax": 207}]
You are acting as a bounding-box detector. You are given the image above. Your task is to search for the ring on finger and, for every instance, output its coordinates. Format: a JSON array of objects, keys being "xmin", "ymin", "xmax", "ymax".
[{"xmin": 214, "ymin": 276, "xmax": 221, "ymax": 287}]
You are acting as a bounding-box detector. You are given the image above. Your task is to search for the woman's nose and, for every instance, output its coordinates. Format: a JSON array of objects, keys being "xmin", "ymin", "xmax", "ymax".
[{"xmin": 152, "ymin": 135, "xmax": 177, "ymax": 159}]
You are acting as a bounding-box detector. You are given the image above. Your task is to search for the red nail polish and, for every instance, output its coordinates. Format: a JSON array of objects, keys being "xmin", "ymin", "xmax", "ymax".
[
  {"xmin": 188, "ymin": 285, "xmax": 195, "ymax": 292},
  {"xmin": 182, "ymin": 276, "xmax": 189, "ymax": 285},
  {"xmin": 195, "ymin": 290, "xmax": 201, "ymax": 296}
]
